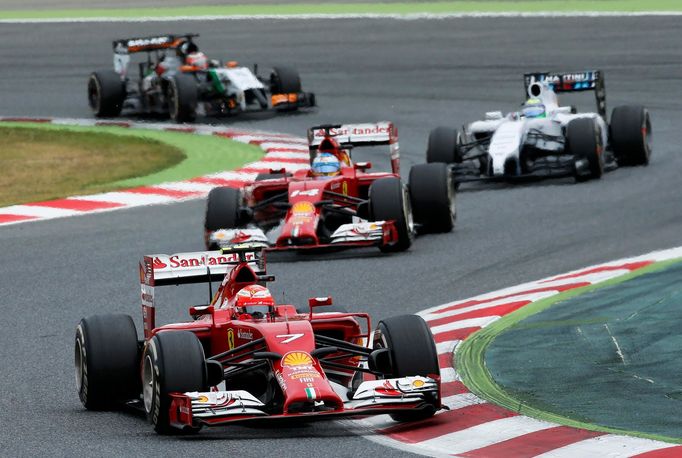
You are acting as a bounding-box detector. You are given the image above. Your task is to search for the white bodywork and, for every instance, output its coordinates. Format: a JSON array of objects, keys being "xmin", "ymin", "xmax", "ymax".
[
  {"xmin": 212, "ymin": 67, "xmax": 266, "ymax": 111},
  {"xmin": 466, "ymin": 83, "xmax": 608, "ymax": 176}
]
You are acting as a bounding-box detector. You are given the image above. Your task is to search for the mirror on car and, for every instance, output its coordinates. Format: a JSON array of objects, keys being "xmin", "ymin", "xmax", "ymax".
[
  {"xmin": 354, "ymin": 162, "xmax": 372, "ymax": 171},
  {"xmin": 308, "ymin": 296, "xmax": 333, "ymax": 307}
]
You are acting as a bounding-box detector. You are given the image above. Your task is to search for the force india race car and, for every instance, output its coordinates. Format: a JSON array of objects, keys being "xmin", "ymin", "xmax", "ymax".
[
  {"xmin": 74, "ymin": 244, "xmax": 442, "ymax": 434},
  {"xmin": 204, "ymin": 122, "xmax": 455, "ymax": 253},
  {"xmin": 87, "ymin": 34, "xmax": 315, "ymax": 122},
  {"xmin": 426, "ymin": 70, "xmax": 652, "ymax": 184}
]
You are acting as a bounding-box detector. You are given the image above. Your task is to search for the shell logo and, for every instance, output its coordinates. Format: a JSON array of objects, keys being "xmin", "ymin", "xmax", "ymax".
[
  {"xmin": 291, "ymin": 201, "xmax": 315, "ymax": 215},
  {"xmin": 282, "ymin": 351, "xmax": 313, "ymax": 367},
  {"xmin": 412, "ymin": 379, "xmax": 425, "ymax": 388}
]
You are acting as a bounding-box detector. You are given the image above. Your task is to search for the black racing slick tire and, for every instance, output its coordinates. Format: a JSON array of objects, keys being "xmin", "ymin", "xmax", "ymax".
[
  {"xmin": 75, "ymin": 314, "xmax": 140, "ymax": 410},
  {"xmin": 167, "ymin": 73, "xmax": 198, "ymax": 123},
  {"xmin": 204, "ymin": 187, "xmax": 244, "ymax": 249},
  {"xmin": 87, "ymin": 70, "xmax": 125, "ymax": 118},
  {"xmin": 409, "ymin": 163, "xmax": 455, "ymax": 234},
  {"xmin": 567, "ymin": 118, "xmax": 603, "ymax": 182},
  {"xmin": 270, "ymin": 66, "xmax": 302, "ymax": 94},
  {"xmin": 374, "ymin": 315, "xmax": 440, "ymax": 421},
  {"xmin": 610, "ymin": 105, "xmax": 652, "ymax": 166},
  {"xmin": 142, "ymin": 331, "xmax": 207, "ymax": 435},
  {"xmin": 426, "ymin": 127, "xmax": 461, "ymax": 165},
  {"xmin": 369, "ymin": 177, "xmax": 414, "ymax": 253}
]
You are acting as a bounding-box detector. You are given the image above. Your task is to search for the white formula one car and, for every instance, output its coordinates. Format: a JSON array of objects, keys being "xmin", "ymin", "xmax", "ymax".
[{"xmin": 426, "ymin": 70, "xmax": 652, "ymax": 184}]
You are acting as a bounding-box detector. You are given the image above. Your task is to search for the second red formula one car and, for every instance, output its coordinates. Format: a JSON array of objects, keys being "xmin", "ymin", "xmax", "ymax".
[
  {"xmin": 75, "ymin": 244, "xmax": 442, "ymax": 434},
  {"xmin": 204, "ymin": 122, "xmax": 456, "ymax": 253}
]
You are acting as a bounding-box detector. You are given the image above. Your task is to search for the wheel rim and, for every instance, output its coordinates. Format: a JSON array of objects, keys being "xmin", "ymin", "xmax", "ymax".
[
  {"xmin": 142, "ymin": 354, "xmax": 155, "ymax": 413},
  {"xmin": 74, "ymin": 335, "xmax": 85, "ymax": 391},
  {"xmin": 643, "ymin": 113, "xmax": 652, "ymax": 158},
  {"xmin": 447, "ymin": 173, "xmax": 456, "ymax": 222},
  {"xmin": 402, "ymin": 187, "xmax": 415, "ymax": 235}
]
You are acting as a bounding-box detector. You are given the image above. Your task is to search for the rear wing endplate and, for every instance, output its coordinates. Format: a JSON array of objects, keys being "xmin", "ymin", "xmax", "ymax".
[{"xmin": 524, "ymin": 70, "xmax": 606, "ymax": 118}]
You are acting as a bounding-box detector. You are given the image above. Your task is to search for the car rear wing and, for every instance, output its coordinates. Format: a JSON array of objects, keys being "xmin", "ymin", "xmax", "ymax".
[
  {"xmin": 307, "ymin": 122, "xmax": 400, "ymax": 174},
  {"xmin": 139, "ymin": 244, "xmax": 266, "ymax": 337},
  {"xmin": 112, "ymin": 34, "xmax": 199, "ymax": 78},
  {"xmin": 524, "ymin": 70, "xmax": 606, "ymax": 118},
  {"xmin": 113, "ymin": 33, "xmax": 199, "ymax": 55}
]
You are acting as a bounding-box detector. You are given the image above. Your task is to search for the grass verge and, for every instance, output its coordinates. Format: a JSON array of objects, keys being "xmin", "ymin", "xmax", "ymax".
[
  {"xmin": 1, "ymin": 1, "xmax": 681, "ymax": 20},
  {"xmin": 456, "ymin": 256, "xmax": 682, "ymax": 443},
  {"xmin": 0, "ymin": 122, "xmax": 263, "ymax": 206}
]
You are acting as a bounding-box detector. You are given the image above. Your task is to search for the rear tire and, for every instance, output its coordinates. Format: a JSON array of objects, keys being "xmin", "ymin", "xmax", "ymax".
[
  {"xmin": 142, "ymin": 331, "xmax": 207, "ymax": 435},
  {"xmin": 369, "ymin": 177, "xmax": 414, "ymax": 252},
  {"xmin": 270, "ymin": 66, "xmax": 302, "ymax": 94},
  {"xmin": 204, "ymin": 187, "xmax": 244, "ymax": 249},
  {"xmin": 167, "ymin": 74, "xmax": 198, "ymax": 123},
  {"xmin": 610, "ymin": 105, "xmax": 652, "ymax": 166},
  {"xmin": 87, "ymin": 71, "xmax": 125, "ymax": 117},
  {"xmin": 75, "ymin": 314, "xmax": 140, "ymax": 410},
  {"xmin": 567, "ymin": 118, "xmax": 603, "ymax": 182},
  {"xmin": 426, "ymin": 127, "xmax": 460, "ymax": 164},
  {"xmin": 409, "ymin": 163, "xmax": 455, "ymax": 233},
  {"xmin": 374, "ymin": 315, "xmax": 440, "ymax": 421}
]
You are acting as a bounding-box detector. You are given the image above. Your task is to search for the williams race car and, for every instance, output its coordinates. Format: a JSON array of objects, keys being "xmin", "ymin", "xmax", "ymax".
[
  {"xmin": 204, "ymin": 122, "xmax": 455, "ymax": 253},
  {"xmin": 426, "ymin": 70, "xmax": 652, "ymax": 184},
  {"xmin": 87, "ymin": 34, "xmax": 315, "ymax": 122},
  {"xmin": 75, "ymin": 244, "xmax": 442, "ymax": 434}
]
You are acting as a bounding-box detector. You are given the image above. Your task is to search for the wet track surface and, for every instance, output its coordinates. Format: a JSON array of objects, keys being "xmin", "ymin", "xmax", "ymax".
[{"xmin": 1, "ymin": 16, "xmax": 681, "ymax": 457}]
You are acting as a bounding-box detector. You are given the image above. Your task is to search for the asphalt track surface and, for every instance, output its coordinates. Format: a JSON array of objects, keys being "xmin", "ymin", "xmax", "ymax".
[{"xmin": 1, "ymin": 15, "xmax": 681, "ymax": 458}]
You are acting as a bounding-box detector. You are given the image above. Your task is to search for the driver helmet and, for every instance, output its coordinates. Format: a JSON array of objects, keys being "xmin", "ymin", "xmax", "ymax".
[
  {"xmin": 311, "ymin": 152, "xmax": 341, "ymax": 177},
  {"xmin": 186, "ymin": 51, "xmax": 208, "ymax": 70},
  {"xmin": 235, "ymin": 285, "xmax": 275, "ymax": 318},
  {"xmin": 522, "ymin": 98, "xmax": 546, "ymax": 118}
]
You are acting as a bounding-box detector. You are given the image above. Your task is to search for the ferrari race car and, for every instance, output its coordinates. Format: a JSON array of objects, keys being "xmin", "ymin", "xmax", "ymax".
[
  {"xmin": 204, "ymin": 122, "xmax": 456, "ymax": 253},
  {"xmin": 74, "ymin": 244, "xmax": 442, "ymax": 434},
  {"xmin": 426, "ymin": 70, "xmax": 652, "ymax": 184},
  {"xmin": 87, "ymin": 34, "xmax": 315, "ymax": 122}
]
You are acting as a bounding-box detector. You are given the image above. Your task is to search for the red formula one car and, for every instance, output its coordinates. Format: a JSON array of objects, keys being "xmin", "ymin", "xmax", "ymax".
[
  {"xmin": 204, "ymin": 122, "xmax": 456, "ymax": 253},
  {"xmin": 75, "ymin": 244, "xmax": 441, "ymax": 434}
]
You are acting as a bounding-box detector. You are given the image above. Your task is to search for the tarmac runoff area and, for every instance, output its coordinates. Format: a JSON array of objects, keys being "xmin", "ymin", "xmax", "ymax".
[{"xmin": 485, "ymin": 258, "xmax": 682, "ymax": 442}]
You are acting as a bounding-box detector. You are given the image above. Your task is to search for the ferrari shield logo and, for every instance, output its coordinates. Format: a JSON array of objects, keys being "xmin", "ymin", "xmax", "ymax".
[{"xmin": 227, "ymin": 329, "xmax": 235, "ymax": 350}]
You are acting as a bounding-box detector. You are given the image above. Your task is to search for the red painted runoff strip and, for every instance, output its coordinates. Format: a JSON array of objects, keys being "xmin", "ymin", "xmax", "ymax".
[
  {"xmin": 632, "ymin": 446, "xmax": 682, "ymax": 457},
  {"xmin": 433, "ymin": 327, "xmax": 481, "ymax": 344},
  {"xmin": 438, "ymin": 352, "xmax": 453, "ymax": 368},
  {"xmin": 125, "ymin": 186, "xmax": 202, "ymax": 198},
  {"xmin": 458, "ymin": 426, "xmax": 605, "ymax": 458},
  {"xmin": 94, "ymin": 121, "xmax": 131, "ymax": 128},
  {"xmin": 432, "ymin": 283, "xmax": 591, "ymax": 316},
  {"xmin": 249, "ymin": 138, "xmax": 306, "ymax": 145},
  {"xmin": 24, "ymin": 198, "xmax": 124, "ymax": 211},
  {"xmin": 164, "ymin": 126, "xmax": 196, "ymax": 133},
  {"xmin": 0, "ymin": 214, "xmax": 38, "ymax": 223},
  {"xmin": 260, "ymin": 155, "xmax": 309, "ymax": 164},
  {"xmin": 189, "ymin": 176, "xmax": 249, "ymax": 187},
  {"xmin": 0, "ymin": 117, "xmax": 52, "ymax": 123},
  {"xmin": 441, "ymin": 381, "xmax": 470, "ymax": 398},
  {"xmin": 541, "ymin": 261, "xmax": 653, "ymax": 283},
  {"xmin": 427, "ymin": 300, "xmax": 532, "ymax": 327},
  {"xmin": 380, "ymin": 403, "xmax": 516, "ymax": 443}
]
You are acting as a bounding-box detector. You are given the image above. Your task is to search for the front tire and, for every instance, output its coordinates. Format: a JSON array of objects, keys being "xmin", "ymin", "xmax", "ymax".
[
  {"xmin": 610, "ymin": 105, "xmax": 652, "ymax": 166},
  {"xmin": 409, "ymin": 163, "xmax": 455, "ymax": 234},
  {"xmin": 270, "ymin": 66, "xmax": 302, "ymax": 94},
  {"xmin": 567, "ymin": 118, "xmax": 603, "ymax": 182},
  {"xmin": 142, "ymin": 331, "xmax": 207, "ymax": 434},
  {"xmin": 75, "ymin": 314, "xmax": 140, "ymax": 410},
  {"xmin": 369, "ymin": 177, "xmax": 414, "ymax": 252},
  {"xmin": 374, "ymin": 315, "xmax": 440, "ymax": 421},
  {"xmin": 204, "ymin": 187, "xmax": 244, "ymax": 249},
  {"xmin": 167, "ymin": 74, "xmax": 198, "ymax": 123},
  {"xmin": 87, "ymin": 71, "xmax": 125, "ymax": 118}
]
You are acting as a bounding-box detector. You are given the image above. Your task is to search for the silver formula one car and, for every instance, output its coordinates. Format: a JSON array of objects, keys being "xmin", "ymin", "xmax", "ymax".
[{"xmin": 426, "ymin": 70, "xmax": 652, "ymax": 184}]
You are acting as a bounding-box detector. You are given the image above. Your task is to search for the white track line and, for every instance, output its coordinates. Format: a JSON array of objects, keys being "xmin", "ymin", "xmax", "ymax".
[{"xmin": 2, "ymin": 12, "xmax": 682, "ymax": 24}]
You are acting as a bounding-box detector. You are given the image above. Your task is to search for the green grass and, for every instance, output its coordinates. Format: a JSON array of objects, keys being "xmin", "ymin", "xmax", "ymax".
[
  {"xmin": 456, "ymin": 256, "xmax": 682, "ymax": 443},
  {"xmin": 1, "ymin": 2, "xmax": 681, "ymax": 20},
  {"xmin": 2, "ymin": 122, "xmax": 262, "ymax": 189}
]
